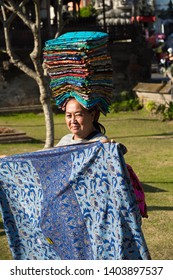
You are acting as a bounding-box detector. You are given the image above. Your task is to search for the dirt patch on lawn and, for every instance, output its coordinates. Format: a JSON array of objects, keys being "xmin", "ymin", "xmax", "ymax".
[{"xmin": 0, "ymin": 127, "xmax": 16, "ymax": 134}]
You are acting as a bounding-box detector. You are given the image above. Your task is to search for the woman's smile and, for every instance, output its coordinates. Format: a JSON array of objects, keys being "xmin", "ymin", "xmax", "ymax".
[{"xmin": 65, "ymin": 99, "xmax": 96, "ymax": 140}]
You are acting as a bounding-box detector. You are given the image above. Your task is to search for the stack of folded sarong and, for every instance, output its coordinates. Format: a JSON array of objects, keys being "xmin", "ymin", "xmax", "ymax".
[{"xmin": 43, "ymin": 31, "xmax": 113, "ymax": 114}]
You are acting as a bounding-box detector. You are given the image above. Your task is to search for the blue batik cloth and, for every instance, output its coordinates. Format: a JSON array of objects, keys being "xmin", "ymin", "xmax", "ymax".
[{"xmin": 0, "ymin": 142, "xmax": 150, "ymax": 260}]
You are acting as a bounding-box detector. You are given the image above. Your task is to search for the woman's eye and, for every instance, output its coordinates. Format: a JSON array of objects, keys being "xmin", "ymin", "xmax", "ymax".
[{"xmin": 75, "ymin": 113, "xmax": 83, "ymax": 117}]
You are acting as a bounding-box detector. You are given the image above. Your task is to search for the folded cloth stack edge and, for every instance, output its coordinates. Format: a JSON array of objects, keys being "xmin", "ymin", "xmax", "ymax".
[{"xmin": 43, "ymin": 31, "xmax": 113, "ymax": 115}]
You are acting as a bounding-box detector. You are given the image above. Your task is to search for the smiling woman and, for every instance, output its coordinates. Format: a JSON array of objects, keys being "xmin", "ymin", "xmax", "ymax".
[
  {"xmin": 56, "ymin": 98, "xmax": 107, "ymax": 146},
  {"xmin": 0, "ymin": 31, "xmax": 150, "ymax": 260},
  {"xmin": 65, "ymin": 98, "xmax": 98, "ymax": 140}
]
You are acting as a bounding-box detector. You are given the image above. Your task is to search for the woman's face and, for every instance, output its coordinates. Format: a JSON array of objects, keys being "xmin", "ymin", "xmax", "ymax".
[{"xmin": 65, "ymin": 99, "xmax": 96, "ymax": 140}]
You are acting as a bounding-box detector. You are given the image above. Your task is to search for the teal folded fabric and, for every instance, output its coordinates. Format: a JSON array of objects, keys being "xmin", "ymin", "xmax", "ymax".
[
  {"xmin": 43, "ymin": 31, "xmax": 113, "ymax": 114},
  {"xmin": 45, "ymin": 31, "xmax": 108, "ymax": 50}
]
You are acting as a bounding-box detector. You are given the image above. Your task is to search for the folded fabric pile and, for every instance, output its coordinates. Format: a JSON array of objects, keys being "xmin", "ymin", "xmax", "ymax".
[{"xmin": 43, "ymin": 31, "xmax": 113, "ymax": 114}]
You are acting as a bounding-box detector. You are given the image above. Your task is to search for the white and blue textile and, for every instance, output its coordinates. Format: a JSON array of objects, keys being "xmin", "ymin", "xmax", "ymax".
[{"xmin": 0, "ymin": 142, "xmax": 150, "ymax": 260}]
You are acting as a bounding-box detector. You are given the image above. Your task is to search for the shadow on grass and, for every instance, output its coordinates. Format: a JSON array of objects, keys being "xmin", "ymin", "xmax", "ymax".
[
  {"xmin": 142, "ymin": 183, "xmax": 173, "ymax": 212},
  {"xmin": 147, "ymin": 205, "xmax": 173, "ymax": 211},
  {"xmin": 111, "ymin": 132, "xmax": 173, "ymax": 139},
  {"xmin": 104, "ymin": 118, "xmax": 160, "ymax": 123},
  {"xmin": 142, "ymin": 183, "xmax": 168, "ymax": 193},
  {"xmin": 0, "ymin": 138, "xmax": 44, "ymax": 145},
  {"xmin": 30, "ymin": 139, "xmax": 44, "ymax": 144},
  {"xmin": 0, "ymin": 221, "xmax": 5, "ymax": 236}
]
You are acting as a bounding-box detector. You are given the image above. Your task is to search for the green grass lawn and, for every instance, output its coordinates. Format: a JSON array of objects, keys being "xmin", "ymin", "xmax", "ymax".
[{"xmin": 0, "ymin": 109, "xmax": 173, "ymax": 260}]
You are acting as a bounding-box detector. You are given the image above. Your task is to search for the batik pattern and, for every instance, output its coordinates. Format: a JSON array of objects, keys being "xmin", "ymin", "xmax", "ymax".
[{"xmin": 0, "ymin": 142, "xmax": 150, "ymax": 260}]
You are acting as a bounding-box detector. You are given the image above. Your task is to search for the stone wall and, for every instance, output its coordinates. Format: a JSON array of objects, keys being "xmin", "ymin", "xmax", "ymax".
[
  {"xmin": 0, "ymin": 63, "xmax": 40, "ymax": 108},
  {"xmin": 108, "ymin": 41, "xmax": 152, "ymax": 97}
]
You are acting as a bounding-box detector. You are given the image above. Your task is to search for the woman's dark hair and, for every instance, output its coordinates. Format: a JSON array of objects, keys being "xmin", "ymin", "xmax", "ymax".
[
  {"xmin": 89, "ymin": 107, "xmax": 106, "ymax": 135},
  {"xmin": 93, "ymin": 120, "xmax": 106, "ymax": 135}
]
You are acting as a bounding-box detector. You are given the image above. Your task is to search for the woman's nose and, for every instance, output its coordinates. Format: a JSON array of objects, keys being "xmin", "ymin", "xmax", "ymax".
[{"xmin": 71, "ymin": 116, "xmax": 77, "ymax": 123}]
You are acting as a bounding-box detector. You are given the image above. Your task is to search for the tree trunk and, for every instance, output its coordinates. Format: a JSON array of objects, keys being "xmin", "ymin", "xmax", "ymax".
[
  {"xmin": 30, "ymin": 1, "xmax": 55, "ymax": 148},
  {"xmin": 0, "ymin": 0, "xmax": 55, "ymax": 148},
  {"xmin": 36, "ymin": 75, "xmax": 55, "ymax": 149}
]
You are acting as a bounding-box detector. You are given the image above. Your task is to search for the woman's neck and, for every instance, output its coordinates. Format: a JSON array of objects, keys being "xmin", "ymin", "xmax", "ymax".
[{"xmin": 73, "ymin": 130, "xmax": 98, "ymax": 140}]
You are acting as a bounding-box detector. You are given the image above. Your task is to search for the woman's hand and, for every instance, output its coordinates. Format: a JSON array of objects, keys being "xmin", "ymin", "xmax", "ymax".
[{"xmin": 100, "ymin": 140, "xmax": 127, "ymax": 154}]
